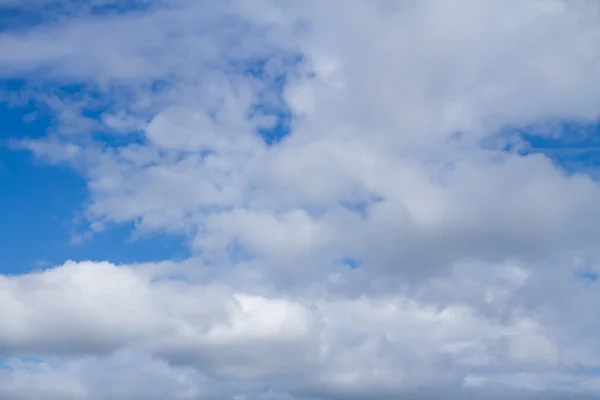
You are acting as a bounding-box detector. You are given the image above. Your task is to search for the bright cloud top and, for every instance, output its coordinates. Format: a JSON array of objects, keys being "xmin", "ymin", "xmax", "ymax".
[{"xmin": 2, "ymin": 0, "xmax": 600, "ymax": 399}]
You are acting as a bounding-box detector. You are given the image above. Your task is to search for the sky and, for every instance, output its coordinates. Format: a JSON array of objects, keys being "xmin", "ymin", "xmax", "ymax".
[{"xmin": 3, "ymin": 0, "xmax": 600, "ymax": 399}]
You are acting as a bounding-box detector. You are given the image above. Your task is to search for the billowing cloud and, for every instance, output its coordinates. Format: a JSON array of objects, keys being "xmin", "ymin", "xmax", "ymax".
[
  {"xmin": 1, "ymin": 259, "xmax": 598, "ymax": 399},
  {"xmin": 2, "ymin": 0, "xmax": 600, "ymax": 398}
]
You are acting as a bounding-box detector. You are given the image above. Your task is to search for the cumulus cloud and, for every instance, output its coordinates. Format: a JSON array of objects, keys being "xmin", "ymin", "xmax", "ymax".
[
  {"xmin": 2, "ymin": 0, "xmax": 600, "ymax": 398},
  {"xmin": 0, "ymin": 260, "xmax": 593, "ymax": 399}
]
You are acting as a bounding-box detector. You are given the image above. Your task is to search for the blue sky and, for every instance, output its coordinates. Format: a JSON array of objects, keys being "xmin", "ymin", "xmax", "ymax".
[
  {"xmin": 0, "ymin": 88, "xmax": 191, "ymax": 273},
  {"xmin": 505, "ymin": 120, "xmax": 600, "ymax": 175}
]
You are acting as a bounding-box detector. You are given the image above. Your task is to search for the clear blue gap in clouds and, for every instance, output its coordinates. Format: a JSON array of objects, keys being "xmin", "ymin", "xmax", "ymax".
[
  {"xmin": 497, "ymin": 118, "xmax": 600, "ymax": 177},
  {"xmin": 0, "ymin": 79, "xmax": 188, "ymax": 275},
  {"xmin": 0, "ymin": 0, "xmax": 156, "ymax": 33}
]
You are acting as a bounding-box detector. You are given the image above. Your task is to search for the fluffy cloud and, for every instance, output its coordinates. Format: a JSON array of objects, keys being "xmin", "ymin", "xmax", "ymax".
[
  {"xmin": 3, "ymin": 0, "xmax": 600, "ymax": 398},
  {"xmin": 0, "ymin": 260, "xmax": 591, "ymax": 399}
]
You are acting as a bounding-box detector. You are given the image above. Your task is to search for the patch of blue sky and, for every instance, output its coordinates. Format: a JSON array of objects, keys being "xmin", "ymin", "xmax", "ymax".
[
  {"xmin": 489, "ymin": 118, "xmax": 600, "ymax": 177},
  {"xmin": 255, "ymin": 108, "xmax": 293, "ymax": 146},
  {"xmin": 0, "ymin": 141, "xmax": 83, "ymax": 273},
  {"xmin": 69, "ymin": 223, "xmax": 191, "ymax": 265},
  {"xmin": 0, "ymin": 0, "xmax": 156, "ymax": 33},
  {"xmin": 0, "ymin": 150, "xmax": 189, "ymax": 274},
  {"xmin": 0, "ymin": 85, "xmax": 188, "ymax": 275}
]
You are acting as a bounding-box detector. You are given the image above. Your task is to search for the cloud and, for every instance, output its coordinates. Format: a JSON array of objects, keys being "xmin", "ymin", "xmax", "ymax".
[
  {"xmin": 2, "ymin": 0, "xmax": 600, "ymax": 398},
  {"xmin": 1, "ymin": 259, "xmax": 598, "ymax": 400}
]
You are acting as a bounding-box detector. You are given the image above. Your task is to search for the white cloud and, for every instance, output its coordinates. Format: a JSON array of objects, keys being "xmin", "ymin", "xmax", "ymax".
[
  {"xmin": 3, "ymin": 0, "xmax": 600, "ymax": 398},
  {"xmin": 2, "ymin": 260, "xmax": 593, "ymax": 399}
]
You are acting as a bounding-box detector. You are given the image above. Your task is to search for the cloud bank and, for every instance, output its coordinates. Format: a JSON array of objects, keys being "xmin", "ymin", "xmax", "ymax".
[{"xmin": 3, "ymin": 0, "xmax": 600, "ymax": 398}]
